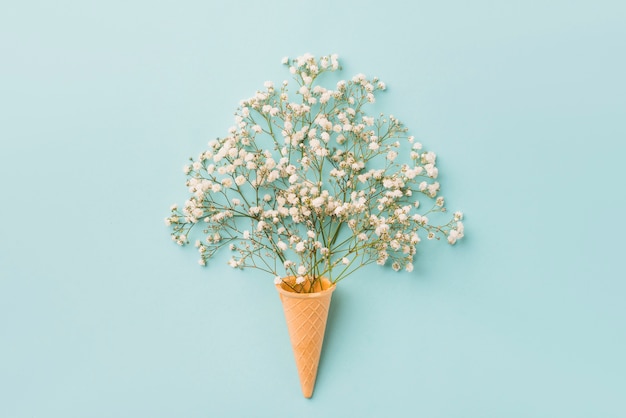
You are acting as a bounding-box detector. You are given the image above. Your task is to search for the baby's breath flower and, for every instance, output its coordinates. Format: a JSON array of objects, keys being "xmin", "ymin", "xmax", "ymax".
[
  {"xmin": 448, "ymin": 230, "xmax": 460, "ymax": 244},
  {"xmin": 167, "ymin": 53, "xmax": 464, "ymax": 290}
]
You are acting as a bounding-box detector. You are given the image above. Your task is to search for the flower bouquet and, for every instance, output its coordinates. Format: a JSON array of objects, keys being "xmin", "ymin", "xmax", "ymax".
[{"xmin": 166, "ymin": 53, "xmax": 464, "ymax": 397}]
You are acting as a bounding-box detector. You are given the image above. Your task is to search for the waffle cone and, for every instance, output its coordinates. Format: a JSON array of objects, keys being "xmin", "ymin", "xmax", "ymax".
[{"xmin": 276, "ymin": 277, "xmax": 336, "ymax": 398}]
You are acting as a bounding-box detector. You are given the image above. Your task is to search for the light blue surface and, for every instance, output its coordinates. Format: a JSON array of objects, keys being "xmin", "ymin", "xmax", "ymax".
[{"xmin": 1, "ymin": 1, "xmax": 625, "ymax": 416}]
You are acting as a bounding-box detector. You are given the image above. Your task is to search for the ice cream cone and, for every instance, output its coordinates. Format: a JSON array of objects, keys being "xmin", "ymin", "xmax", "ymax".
[{"xmin": 276, "ymin": 277, "xmax": 336, "ymax": 398}]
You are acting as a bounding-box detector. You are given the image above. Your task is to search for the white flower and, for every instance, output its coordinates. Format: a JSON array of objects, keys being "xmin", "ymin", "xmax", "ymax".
[
  {"xmin": 235, "ymin": 175, "xmax": 246, "ymax": 186},
  {"xmin": 295, "ymin": 242, "xmax": 306, "ymax": 252},
  {"xmin": 342, "ymin": 257, "xmax": 349, "ymax": 265},
  {"xmin": 427, "ymin": 182, "xmax": 440, "ymax": 197},
  {"xmin": 297, "ymin": 265, "xmax": 307, "ymax": 275},
  {"xmin": 423, "ymin": 151, "xmax": 436, "ymax": 164},
  {"xmin": 448, "ymin": 230, "xmax": 459, "ymax": 244},
  {"xmin": 311, "ymin": 196, "xmax": 325, "ymax": 208},
  {"xmin": 375, "ymin": 223, "xmax": 389, "ymax": 236},
  {"xmin": 267, "ymin": 170, "xmax": 280, "ymax": 182},
  {"xmin": 352, "ymin": 73, "xmax": 366, "ymax": 83},
  {"xmin": 274, "ymin": 276, "xmax": 282, "ymax": 284},
  {"xmin": 277, "ymin": 241, "xmax": 287, "ymax": 251},
  {"xmin": 281, "ymin": 56, "xmax": 289, "ymax": 65},
  {"xmin": 330, "ymin": 168, "xmax": 346, "ymax": 177},
  {"xmin": 425, "ymin": 164, "xmax": 438, "ymax": 178},
  {"xmin": 243, "ymin": 230, "xmax": 250, "ymax": 239},
  {"xmin": 295, "ymin": 276, "xmax": 305, "ymax": 284}
]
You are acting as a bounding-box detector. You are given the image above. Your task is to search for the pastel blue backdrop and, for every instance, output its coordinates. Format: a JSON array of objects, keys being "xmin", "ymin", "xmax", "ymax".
[{"xmin": 1, "ymin": 1, "xmax": 625, "ymax": 417}]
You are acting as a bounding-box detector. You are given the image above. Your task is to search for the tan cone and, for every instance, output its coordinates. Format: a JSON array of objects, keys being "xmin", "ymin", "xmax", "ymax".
[{"xmin": 276, "ymin": 277, "xmax": 336, "ymax": 398}]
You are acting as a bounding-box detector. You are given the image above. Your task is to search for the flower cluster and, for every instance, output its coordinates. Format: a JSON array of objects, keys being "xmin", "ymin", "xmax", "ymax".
[{"xmin": 166, "ymin": 53, "xmax": 464, "ymax": 292}]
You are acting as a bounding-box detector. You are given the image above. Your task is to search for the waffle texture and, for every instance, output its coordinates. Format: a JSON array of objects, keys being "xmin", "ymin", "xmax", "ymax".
[{"xmin": 276, "ymin": 278, "xmax": 336, "ymax": 398}]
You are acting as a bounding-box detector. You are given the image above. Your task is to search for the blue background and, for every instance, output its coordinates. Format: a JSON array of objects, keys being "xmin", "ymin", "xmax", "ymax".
[{"xmin": 1, "ymin": 0, "xmax": 625, "ymax": 416}]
